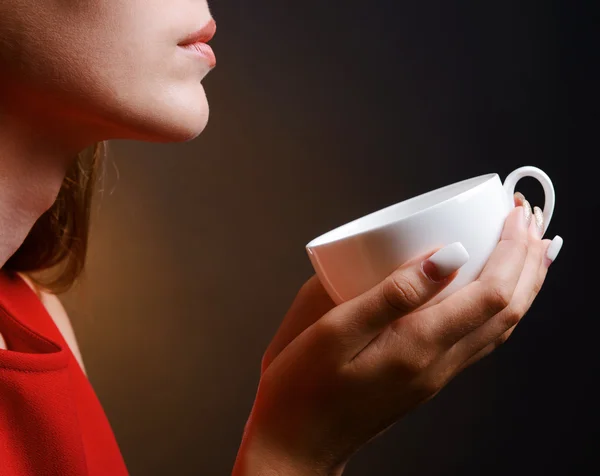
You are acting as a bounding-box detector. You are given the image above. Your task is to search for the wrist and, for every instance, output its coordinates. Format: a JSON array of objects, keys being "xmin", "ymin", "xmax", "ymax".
[{"xmin": 232, "ymin": 432, "xmax": 345, "ymax": 476}]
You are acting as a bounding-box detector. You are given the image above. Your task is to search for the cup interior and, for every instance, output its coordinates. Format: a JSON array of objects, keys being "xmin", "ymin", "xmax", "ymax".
[{"xmin": 307, "ymin": 173, "xmax": 497, "ymax": 247}]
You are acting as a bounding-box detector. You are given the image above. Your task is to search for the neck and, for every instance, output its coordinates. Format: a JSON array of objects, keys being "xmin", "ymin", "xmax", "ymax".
[{"xmin": 0, "ymin": 119, "xmax": 79, "ymax": 269}]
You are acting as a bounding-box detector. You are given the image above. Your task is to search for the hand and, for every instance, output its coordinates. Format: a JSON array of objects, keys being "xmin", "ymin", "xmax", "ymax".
[{"xmin": 233, "ymin": 193, "xmax": 563, "ymax": 476}]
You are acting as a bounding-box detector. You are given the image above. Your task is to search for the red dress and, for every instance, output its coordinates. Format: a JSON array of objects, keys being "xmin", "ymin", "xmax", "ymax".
[{"xmin": 0, "ymin": 270, "xmax": 129, "ymax": 475}]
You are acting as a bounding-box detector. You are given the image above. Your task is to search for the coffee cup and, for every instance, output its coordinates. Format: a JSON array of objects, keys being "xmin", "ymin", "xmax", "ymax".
[{"xmin": 305, "ymin": 166, "xmax": 555, "ymax": 307}]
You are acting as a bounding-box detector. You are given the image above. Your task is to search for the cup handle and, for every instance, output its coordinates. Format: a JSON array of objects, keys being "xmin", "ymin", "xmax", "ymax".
[{"xmin": 502, "ymin": 166, "xmax": 555, "ymax": 237}]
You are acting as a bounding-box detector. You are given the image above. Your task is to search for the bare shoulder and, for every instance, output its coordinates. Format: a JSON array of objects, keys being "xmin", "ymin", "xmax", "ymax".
[{"xmin": 17, "ymin": 272, "xmax": 87, "ymax": 375}]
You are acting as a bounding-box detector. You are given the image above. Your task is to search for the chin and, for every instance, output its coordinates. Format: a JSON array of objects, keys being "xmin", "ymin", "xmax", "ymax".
[
  {"xmin": 109, "ymin": 85, "xmax": 211, "ymax": 144},
  {"xmin": 159, "ymin": 107, "xmax": 210, "ymax": 143}
]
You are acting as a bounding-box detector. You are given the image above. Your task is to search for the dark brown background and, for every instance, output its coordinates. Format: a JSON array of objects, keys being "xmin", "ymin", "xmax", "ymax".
[{"xmin": 61, "ymin": 1, "xmax": 596, "ymax": 474}]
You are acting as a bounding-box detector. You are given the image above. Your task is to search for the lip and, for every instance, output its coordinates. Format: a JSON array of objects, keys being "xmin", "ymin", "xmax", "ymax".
[
  {"xmin": 177, "ymin": 19, "xmax": 217, "ymax": 46},
  {"xmin": 179, "ymin": 42, "xmax": 216, "ymax": 68},
  {"xmin": 177, "ymin": 19, "xmax": 217, "ymax": 68}
]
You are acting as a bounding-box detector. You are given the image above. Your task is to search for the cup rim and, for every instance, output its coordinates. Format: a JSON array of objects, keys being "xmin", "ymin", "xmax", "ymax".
[{"xmin": 306, "ymin": 172, "xmax": 499, "ymax": 248}]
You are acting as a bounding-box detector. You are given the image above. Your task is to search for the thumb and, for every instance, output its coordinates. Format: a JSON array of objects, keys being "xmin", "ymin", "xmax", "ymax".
[{"xmin": 327, "ymin": 242, "xmax": 469, "ymax": 356}]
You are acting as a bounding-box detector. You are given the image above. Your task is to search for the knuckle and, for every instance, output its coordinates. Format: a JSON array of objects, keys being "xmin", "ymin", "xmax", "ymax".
[
  {"xmin": 499, "ymin": 237, "xmax": 528, "ymax": 256},
  {"xmin": 382, "ymin": 273, "xmax": 423, "ymax": 314},
  {"xmin": 391, "ymin": 346, "xmax": 435, "ymax": 377},
  {"xmin": 314, "ymin": 313, "xmax": 354, "ymax": 349},
  {"xmin": 483, "ymin": 279, "xmax": 513, "ymax": 313},
  {"xmin": 315, "ymin": 317, "xmax": 342, "ymax": 342},
  {"xmin": 407, "ymin": 355, "xmax": 432, "ymax": 375},
  {"xmin": 496, "ymin": 327, "xmax": 515, "ymax": 347},
  {"xmin": 512, "ymin": 238, "xmax": 530, "ymax": 254},
  {"xmin": 500, "ymin": 305, "xmax": 522, "ymax": 329},
  {"xmin": 533, "ymin": 275, "xmax": 545, "ymax": 295},
  {"xmin": 409, "ymin": 319, "xmax": 437, "ymax": 350},
  {"xmin": 415, "ymin": 376, "xmax": 442, "ymax": 398},
  {"xmin": 496, "ymin": 333, "xmax": 510, "ymax": 347}
]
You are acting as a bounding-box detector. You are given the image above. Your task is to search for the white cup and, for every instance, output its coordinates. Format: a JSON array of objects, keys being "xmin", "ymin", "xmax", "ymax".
[{"xmin": 305, "ymin": 166, "xmax": 555, "ymax": 307}]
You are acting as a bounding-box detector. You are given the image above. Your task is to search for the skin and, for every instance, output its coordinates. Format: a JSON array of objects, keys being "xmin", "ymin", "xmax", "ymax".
[
  {"xmin": 232, "ymin": 203, "xmax": 556, "ymax": 475},
  {"xmin": 0, "ymin": 1, "xmax": 559, "ymax": 474},
  {"xmin": 0, "ymin": 0, "xmax": 214, "ymax": 268}
]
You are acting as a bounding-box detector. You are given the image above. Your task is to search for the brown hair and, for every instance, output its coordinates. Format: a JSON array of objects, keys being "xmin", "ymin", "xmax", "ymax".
[{"xmin": 3, "ymin": 141, "xmax": 106, "ymax": 295}]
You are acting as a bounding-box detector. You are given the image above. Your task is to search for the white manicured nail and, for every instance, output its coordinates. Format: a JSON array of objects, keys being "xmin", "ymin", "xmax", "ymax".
[
  {"xmin": 546, "ymin": 235, "xmax": 563, "ymax": 265},
  {"xmin": 422, "ymin": 242, "xmax": 470, "ymax": 282}
]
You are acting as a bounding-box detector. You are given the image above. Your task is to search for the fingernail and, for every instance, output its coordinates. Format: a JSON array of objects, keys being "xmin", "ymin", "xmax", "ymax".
[
  {"xmin": 523, "ymin": 199, "xmax": 532, "ymax": 229},
  {"xmin": 514, "ymin": 192, "xmax": 526, "ymax": 206},
  {"xmin": 533, "ymin": 206, "xmax": 544, "ymax": 238},
  {"xmin": 545, "ymin": 235, "xmax": 563, "ymax": 267},
  {"xmin": 421, "ymin": 242, "xmax": 470, "ymax": 283}
]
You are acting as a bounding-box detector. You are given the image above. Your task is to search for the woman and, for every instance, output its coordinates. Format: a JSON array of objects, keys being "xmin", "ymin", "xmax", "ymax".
[{"xmin": 0, "ymin": 1, "xmax": 563, "ymax": 475}]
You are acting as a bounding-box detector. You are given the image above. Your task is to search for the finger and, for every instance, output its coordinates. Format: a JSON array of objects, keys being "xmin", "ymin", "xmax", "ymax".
[
  {"xmin": 458, "ymin": 233, "xmax": 562, "ymax": 369},
  {"xmin": 322, "ymin": 242, "xmax": 469, "ymax": 357},
  {"xmin": 514, "ymin": 191, "xmax": 526, "ymax": 207},
  {"xmin": 0, "ymin": 332, "xmax": 6, "ymax": 350},
  {"xmin": 261, "ymin": 274, "xmax": 336, "ymax": 372},
  {"xmin": 457, "ymin": 324, "xmax": 518, "ymax": 372},
  {"xmin": 451, "ymin": 220, "xmax": 551, "ymax": 363},
  {"xmin": 414, "ymin": 206, "xmax": 529, "ymax": 348},
  {"xmin": 515, "ymin": 192, "xmax": 533, "ymax": 228}
]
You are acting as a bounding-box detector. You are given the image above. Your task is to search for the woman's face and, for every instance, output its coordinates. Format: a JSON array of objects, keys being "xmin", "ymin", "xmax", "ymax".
[{"xmin": 0, "ymin": 0, "xmax": 215, "ymax": 148}]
